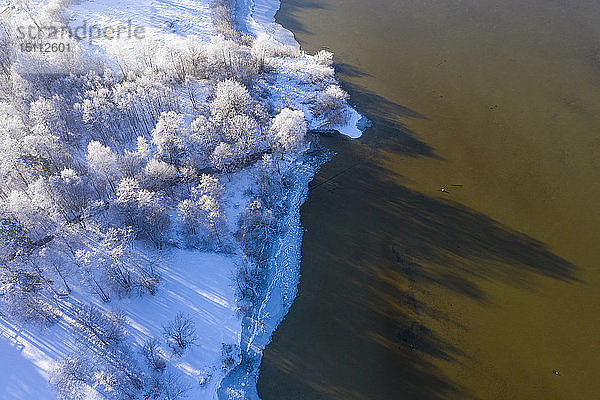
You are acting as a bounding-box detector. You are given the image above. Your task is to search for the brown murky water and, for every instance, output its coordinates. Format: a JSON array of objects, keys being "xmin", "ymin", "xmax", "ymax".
[{"xmin": 258, "ymin": 0, "xmax": 600, "ymax": 399}]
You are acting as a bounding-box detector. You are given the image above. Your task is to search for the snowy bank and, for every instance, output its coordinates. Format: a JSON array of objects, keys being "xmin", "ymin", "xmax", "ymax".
[
  {"xmin": 217, "ymin": 152, "xmax": 329, "ymax": 400},
  {"xmin": 218, "ymin": 1, "xmax": 364, "ymax": 399},
  {"xmin": 0, "ymin": 0, "xmax": 367, "ymax": 398},
  {"xmin": 236, "ymin": 0, "xmax": 365, "ymax": 139}
]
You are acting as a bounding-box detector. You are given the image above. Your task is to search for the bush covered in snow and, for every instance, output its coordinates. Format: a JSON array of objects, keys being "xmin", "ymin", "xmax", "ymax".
[
  {"xmin": 312, "ymin": 84, "xmax": 351, "ymax": 126},
  {"xmin": 252, "ymin": 34, "xmax": 301, "ymax": 61},
  {"xmin": 314, "ymin": 49, "xmax": 334, "ymax": 66}
]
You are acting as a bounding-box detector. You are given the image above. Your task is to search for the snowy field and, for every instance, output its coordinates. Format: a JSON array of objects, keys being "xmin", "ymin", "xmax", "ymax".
[
  {"xmin": 1, "ymin": 250, "xmax": 241, "ymax": 400},
  {"xmin": 0, "ymin": 0, "xmax": 364, "ymax": 399}
]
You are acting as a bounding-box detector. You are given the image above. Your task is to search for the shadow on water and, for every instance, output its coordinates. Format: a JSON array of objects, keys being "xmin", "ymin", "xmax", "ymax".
[
  {"xmin": 271, "ymin": 1, "xmax": 326, "ymax": 35},
  {"xmin": 257, "ymin": 59, "xmax": 577, "ymax": 399},
  {"xmin": 334, "ymin": 63, "xmax": 438, "ymax": 160}
]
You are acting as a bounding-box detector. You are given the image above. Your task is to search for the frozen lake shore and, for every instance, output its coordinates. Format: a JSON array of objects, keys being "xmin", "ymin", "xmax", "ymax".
[{"xmin": 0, "ymin": 0, "xmax": 364, "ymax": 398}]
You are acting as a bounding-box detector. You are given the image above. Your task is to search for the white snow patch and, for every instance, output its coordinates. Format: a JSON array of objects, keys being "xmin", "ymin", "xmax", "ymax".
[
  {"xmin": 236, "ymin": 0, "xmax": 297, "ymax": 47},
  {"xmin": 331, "ymin": 107, "xmax": 364, "ymax": 139}
]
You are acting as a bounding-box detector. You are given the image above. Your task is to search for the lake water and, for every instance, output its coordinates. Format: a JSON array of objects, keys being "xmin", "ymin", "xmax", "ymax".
[{"xmin": 258, "ymin": 0, "xmax": 600, "ymax": 399}]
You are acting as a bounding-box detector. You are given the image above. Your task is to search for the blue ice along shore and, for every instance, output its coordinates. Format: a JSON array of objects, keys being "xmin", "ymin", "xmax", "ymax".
[
  {"xmin": 219, "ymin": 1, "xmax": 365, "ymax": 399},
  {"xmin": 217, "ymin": 151, "xmax": 331, "ymax": 400}
]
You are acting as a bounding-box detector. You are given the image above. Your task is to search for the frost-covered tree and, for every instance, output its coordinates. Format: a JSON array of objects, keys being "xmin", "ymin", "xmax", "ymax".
[
  {"xmin": 32, "ymin": 244, "xmax": 73, "ymax": 295},
  {"xmin": 115, "ymin": 178, "xmax": 170, "ymax": 246},
  {"xmin": 178, "ymin": 176, "xmax": 227, "ymax": 248},
  {"xmin": 252, "ymin": 34, "xmax": 300, "ymax": 59},
  {"xmin": 28, "ymin": 96, "xmax": 69, "ymax": 161},
  {"xmin": 0, "ymin": 124, "xmax": 29, "ymax": 191},
  {"xmin": 4, "ymin": 69, "xmax": 33, "ymax": 112},
  {"xmin": 23, "ymin": 106, "xmax": 66, "ymax": 174},
  {"xmin": 0, "ymin": 267, "xmax": 61, "ymax": 325},
  {"xmin": 135, "ymin": 189, "xmax": 170, "ymax": 246},
  {"xmin": 113, "ymin": 69, "xmax": 177, "ymax": 133},
  {"xmin": 113, "ymin": 80, "xmax": 149, "ymax": 135},
  {"xmin": 177, "ymin": 199, "xmax": 201, "ymax": 238},
  {"xmin": 233, "ymin": 198, "xmax": 280, "ymax": 313},
  {"xmin": 5, "ymin": 181, "xmax": 56, "ymax": 241},
  {"xmin": 0, "ymin": 30, "xmax": 11, "ymax": 77},
  {"xmin": 228, "ymin": 114, "xmax": 259, "ymax": 161},
  {"xmin": 29, "ymin": 97, "xmax": 60, "ymax": 131},
  {"xmin": 205, "ymin": 37, "xmax": 258, "ymax": 85},
  {"xmin": 75, "ymin": 249, "xmax": 111, "ymax": 302},
  {"xmin": 77, "ymin": 226, "xmax": 160, "ymax": 296},
  {"xmin": 212, "ymin": 0, "xmax": 237, "ymax": 40},
  {"xmin": 115, "ymin": 177, "xmax": 141, "ymax": 207},
  {"xmin": 136, "ymin": 136, "xmax": 152, "ymax": 161},
  {"xmin": 210, "ymin": 79, "xmax": 253, "ymax": 124},
  {"xmin": 50, "ymin": 354, "xmax": 91, "ymax": 400},
  {"xmin": 118, "ymin": 136, "xmax": 152, "ymax": 178},
  {"xmin": 72, "ymin": 304, "xmax": 125, "ymax": 349},
  {"xmin": 77, "ymin": 86, "xmax": 119, "ymax": 144},
  {"xmin": 179, "ymin": 35, "xmax": 208, "ymax": 79},
  {"xmin": 270, "ymin": 108, "xmax": 307, "ymax": 156},
  {"xmin": 312, "ymin": 85, "xmax": 350, "ymax": 126},
  {"xmin": 86, "ymin": 140, "xmax": 119, "ymax": 194},
  {"xmin": 0, "ymin": 217, "xmax": 31, "ymax": 261},
  {"xmin": 211, "ymin": 86, "xmax": 265, "ymax": 166},
  {"xmin": 184, "ymin": 115, "xmax": 219, "ymax": 168},
  {"xmin": 197, "ymin": 194, "xmax": 227, "ymax": 246},
  {"xmin": 211, "ymin": 142, "xmax": 236, "ymax": 178},
  {"xmin": 119, "ymin": 150, "xmax": 144, "ymax": 178},
  {"xmin": 314, "ymin": 50, "xmax": 334, "ymax": 66},
  {"xmin": 255, "ymin": 154, "xmax": 284, "ymax": 210},
  {"xmin": 98, "ymin": 227, "xmax": 138, "ymax": 294},
  {"xmin": 143, "ymin": 158, "xmax": 179, "ymax": 191},
  {"xmin": 48, "ymin": 169, "xmax": 91, "ymax": 222},
  {"xmin": 163, "ymin": 312, "xmax": 197, "ymax": 356},
  {"xmin": 192, "ymin": 174, "xmax": 225, "ymax": 201},
  {"xmin": 237, "ymin": 199, "xmax": 277, "ymax": 263},
  {"xmin": 152, "ymin": 111, "xmax": 185, "ymax": 164}
]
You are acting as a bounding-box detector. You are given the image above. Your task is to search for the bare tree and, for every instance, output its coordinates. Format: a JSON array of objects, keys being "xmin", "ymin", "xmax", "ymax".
[
  {"xmin": 163, "ymin": 368, "xmax": 192, "ymax": 400},
  {"xmin": 73, "ymin": 304, "xmax": 125, "ymax": 349},
  {"xmin": 50, "ymin": 354, "xmax": 91, "ymax": 400},
  {"xmin": 163, "ymin": 312, "xmax": 197, "ymax": 356},
  {"xmin": 141, "ymin": 337, "xmax": 167, "ymax": 372}
]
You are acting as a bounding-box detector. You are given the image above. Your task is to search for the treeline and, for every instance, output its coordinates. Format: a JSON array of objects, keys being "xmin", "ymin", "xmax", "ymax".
[{"xmin": 0, "ymin": 0, "xmax": 353, "ymax": 398}]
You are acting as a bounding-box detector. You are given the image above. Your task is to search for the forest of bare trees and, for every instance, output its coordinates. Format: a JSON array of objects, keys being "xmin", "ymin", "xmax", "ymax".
[{"xmin": 0, "ymin": 0, "xmax": 353, "ymax": 398}]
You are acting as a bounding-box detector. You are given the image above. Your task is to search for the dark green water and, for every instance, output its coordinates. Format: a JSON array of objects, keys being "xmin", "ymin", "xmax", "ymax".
[{"xmin": 258, "ymin": 0, "xmax": 600, "ymax": 399}]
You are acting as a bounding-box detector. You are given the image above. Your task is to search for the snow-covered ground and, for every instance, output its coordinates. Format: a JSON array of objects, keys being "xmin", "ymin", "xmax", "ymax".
[
  {"xmin": 1, "ymin": 248, "xmax": 242, "ymax": 400},
  {"xmin": 235, "ymin": 0, "xmax": 297, "ymax": 46},
  {"xmin": 0, "ymin": 0, "xmax": 365, "ymax": 399}
]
